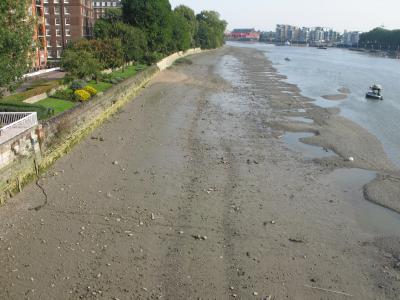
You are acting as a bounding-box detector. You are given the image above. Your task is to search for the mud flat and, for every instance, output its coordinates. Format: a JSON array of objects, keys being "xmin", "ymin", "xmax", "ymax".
[
  {"xmin": 321, "ymin": 94, "xmax": 348, "ymax": 100},
  {"xmin": 338, "ymin": 87, "xmax": 351, "ymax": 94},
  {"xmin": 0, "ymin": 46, "xmax": 399, "ymax": 299},
  {"xmin": 251, "ymin": 47, "xmax": 399, "ymax": 213}
]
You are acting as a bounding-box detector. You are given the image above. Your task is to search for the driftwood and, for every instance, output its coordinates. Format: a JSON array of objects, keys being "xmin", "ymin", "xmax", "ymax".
[{"xmin": 304, "ymin": 284, "xmax": 353, "ymax": 297}]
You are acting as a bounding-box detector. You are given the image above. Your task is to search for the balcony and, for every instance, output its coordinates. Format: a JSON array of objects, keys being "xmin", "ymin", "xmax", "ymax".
[{"xmin": 0, "ymin": 113, "xmax": 38, "ymax": 145}]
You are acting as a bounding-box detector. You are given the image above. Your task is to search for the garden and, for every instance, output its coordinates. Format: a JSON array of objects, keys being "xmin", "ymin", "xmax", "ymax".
[
  {"xmin": 1, "ymin": 0, "xmax": 227, "ymax": 121},
  {"xmin": 0, "ymin": 64, "xmax": 147, "ymax": 120}
]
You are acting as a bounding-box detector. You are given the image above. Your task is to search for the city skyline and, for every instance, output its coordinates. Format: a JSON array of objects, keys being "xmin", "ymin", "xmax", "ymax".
[{"xmin": 169, "ymin": 0, "xmax": 400, "ymax": 32}]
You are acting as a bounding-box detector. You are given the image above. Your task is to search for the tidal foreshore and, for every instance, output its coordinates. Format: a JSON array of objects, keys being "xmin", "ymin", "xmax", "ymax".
[{"xmin": 0, "ymin": 46, "xmax": 399, "ymax": 299}]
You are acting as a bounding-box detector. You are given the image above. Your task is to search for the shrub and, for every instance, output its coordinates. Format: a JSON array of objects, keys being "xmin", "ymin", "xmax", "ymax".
[
  {"xmin": 84, "ymin": 85, "xmax": 98, "ymax": 96},
  {"xmin": 52, "ymin": 89, "xmax": 74, "ymax": 100},
  {"xmin": 70, "ymin": 79, "xmax": 87, "ymax": 91},
  {"xmin": 98, "ymin": 73, "xmax": 112, "ymax": 82},
  {"xmin": 61, "ymin": 49, "xmax": 102, "ymax": 80},
  {"xmin": 73, "ymin": 89, "xmax": 91, "ymax": 101},
  {"xmin": 0, "ymin": 101, "xmax": 52, "ymax": 120}
]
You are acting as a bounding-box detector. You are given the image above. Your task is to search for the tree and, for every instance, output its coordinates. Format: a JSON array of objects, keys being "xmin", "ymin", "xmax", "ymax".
[
  {"xmin": 68, "ymin": 39, "xmax": 125, "ymax": 69},
  {"xmin": 121, "ymin": 0, "xmax": 173, "ymax": 54},
  {"xmin": 93, "ymin": 19, "xmax": 112, "ymax": 39},
  {"xmin": 170, "ymin": 12, "xmax": 191, "ymax": 51},
  {"xmin": 174, "ymin": 5, "xmax": 197, "ymax": 47},
  {"xmin": 94, "ymin": 21, "xmax": 148, "ymax": 63},
  {"xmin": 0, "ymin": 0, "xmax": 34, "ymax": 93},
  {"xmin": 195, "ymin": 11, "xmax": 227, "ymax": 49},
  {"xmin": 359, "ymin": 27, "xmax": 400, "ymax": 51},
  {"xmin": 61, "ymin": 49, "xmax": 102, "ymax": 80},
  {"xmin": 102, "ymin": 8, "xmax": 122, "ymax": 24}
]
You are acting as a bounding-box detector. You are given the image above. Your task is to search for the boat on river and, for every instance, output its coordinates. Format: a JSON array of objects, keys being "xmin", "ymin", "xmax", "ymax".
[
  {"xmin": 285, "ymin": 57, "xmax": 291, "ymax": 61},
  {"xmin": 366, "ymin": 84, "xmax": 383, "ymax": 100}
]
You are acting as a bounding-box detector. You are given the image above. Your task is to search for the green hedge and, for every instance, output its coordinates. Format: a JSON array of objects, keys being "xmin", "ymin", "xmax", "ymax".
[
  {"xmin": 0, "ymin": 101, "xmax": 53, "ymax": 120},
  {"xmin": 1, "ymin": 80, "xmax": 61, "ymax": 103}
]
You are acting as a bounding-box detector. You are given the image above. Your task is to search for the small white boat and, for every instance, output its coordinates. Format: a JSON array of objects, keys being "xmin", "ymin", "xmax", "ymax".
[{"xmin": 366, "ymin": 84, "xmax": 383, "ymax": 100}]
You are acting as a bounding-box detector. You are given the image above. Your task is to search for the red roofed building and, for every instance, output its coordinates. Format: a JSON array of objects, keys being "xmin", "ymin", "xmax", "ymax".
[{"xmin": 226, "ymin": 28, "xmax": 260, "ymax": 42}]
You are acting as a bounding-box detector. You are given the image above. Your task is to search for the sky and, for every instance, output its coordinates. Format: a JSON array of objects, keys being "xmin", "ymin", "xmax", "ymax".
[{"xmin": 169, "ymin": 0, "xmax": 400, "ymax": 33}]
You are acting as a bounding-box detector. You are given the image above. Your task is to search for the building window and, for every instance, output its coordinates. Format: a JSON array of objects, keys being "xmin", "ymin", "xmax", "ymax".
[
  {"xmin": 55, "ymin": 7, "xmax": 60, "ymax": 14},
  {"xmin": 44, "ymin": 7, "xmax": 49, "ymax": 14},
  {"xmin": 65, "ymin": 18, "xmax": 70, "ymax": 25},
  {"xmin": 66, "ymin": 29, "xmax": 71, "ymax": 36},
  {"xmin": 64, "ymin": 7, "xmax": 69, "ymax": 14},
  {"xmin": 46, "ymin": 29, "xmax": 51, "ymax": 36},
  {"xmin": 56, "ymin": 40, "xmax": 62, "ymax": 47},
  {"xmin": 56, "ymin": 29, "xmax": 61, "ymax": 36},
  {"xmin": 55, "ymin": 18, "xmax": 60, "ymax": 25},
  {"xmin": 57, "ymin": 51, "xmax": 61, "ymax": 58}
]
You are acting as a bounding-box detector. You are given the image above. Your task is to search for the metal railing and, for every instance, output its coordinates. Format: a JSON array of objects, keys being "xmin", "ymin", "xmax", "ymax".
[{"xmin": 0, "ymin": 112, "xmax": 38, "ymax": 144}]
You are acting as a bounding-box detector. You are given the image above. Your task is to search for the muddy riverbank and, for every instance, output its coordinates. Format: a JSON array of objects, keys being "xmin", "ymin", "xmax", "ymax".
[
  {"xmin": 0, "ymin": 46, "xmax": 399, "ymax": 299},
  {"xmin": 243, "ymin": 46, "xmax": 400, "ymax": 214}
]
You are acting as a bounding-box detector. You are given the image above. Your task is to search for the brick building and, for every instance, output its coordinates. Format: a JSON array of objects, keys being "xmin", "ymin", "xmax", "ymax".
[
  {"xmin": 30, "ymin": 0, "xmax": 48, "ymax": 70},
  {"xmin": 93, "ymin": 1, "xmax": 121, "ymax": 20},
  {"xmin": 44, "ymin": 0, "xmax": 94, "ymax": 61},
  {"xmin": 226, "ymin": 29, "xmax": 260, "ymax": 42}
]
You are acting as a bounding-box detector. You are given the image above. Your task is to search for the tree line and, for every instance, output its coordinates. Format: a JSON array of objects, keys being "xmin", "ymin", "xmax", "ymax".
[
  {"xmin": 0, "ymin": 0, "xmax": 33, "ymax": 93},
  {"xmin": 359, "ymin": 27, "xmax": 400, "ymax": 51},
  {"xmin": 0, "ymin": 0, "xmax": 227, "ymax": 91}
]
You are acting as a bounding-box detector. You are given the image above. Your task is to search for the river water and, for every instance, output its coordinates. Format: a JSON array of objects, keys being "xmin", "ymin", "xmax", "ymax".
[{"xmin": 228, "ymin": 42, "xmax": 400, "ymax": 167}]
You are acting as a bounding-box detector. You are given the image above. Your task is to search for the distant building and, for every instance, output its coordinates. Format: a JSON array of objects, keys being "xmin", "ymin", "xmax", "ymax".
[
  {"xmin": 226, "ymin": 29, "xmax": 260, "ymax": 42},
  {"xmin": 260, "ymin": 31, "xmax": 276, "ymax": 43},
  {"xmin": 30, "ymin": 0, "xmax": 48, "ymax": 70},
  {"xmin": 93, "ymin": 0, "xmax": 121, "ymax": 20},
  {"xmin": 44, "ymin": 0, "xmax": 94, "ymax": 61},
  {"xmin": 343, "ymin": 31, "xmax": 362, "ymax": 47},
  {"xmin": 276, "ymin": 24, "xmax": 340, "ymax": 46}
]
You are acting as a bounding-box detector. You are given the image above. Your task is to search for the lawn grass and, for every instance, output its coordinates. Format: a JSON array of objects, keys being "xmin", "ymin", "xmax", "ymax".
[
  {"xmin": 110, "ymin": 64, "xmax": 147, "ymax": 80},
  {"xmin": 110, "ymin": 65, "xmax": 137, "ymax": 80},
  {"xmin": 87, "ymin": 81, "xmax": 113, "ymax": 92},
  {"xmin": 36, "ymin": 98, "xmax": 76, "ymax": 115}
]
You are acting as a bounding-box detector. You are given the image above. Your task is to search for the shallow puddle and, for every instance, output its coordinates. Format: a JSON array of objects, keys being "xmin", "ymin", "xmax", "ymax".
[
  {"xmin": 285, "ymin": 116, "xmax": 313, "ymax": 124},
  {"xmin": 325, "ymin": 168, "xmax": 400, "ymax": 236},
  {"xmin": 282, "ymin": 132, "xmax": 336, "ymax": 159}
]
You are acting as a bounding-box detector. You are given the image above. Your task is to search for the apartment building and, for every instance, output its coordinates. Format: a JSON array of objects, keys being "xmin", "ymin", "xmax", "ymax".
[
  {"xmin": 44, "ymin": 0, "xmax": 94, "ymax": 61},
  {"xmin": 30, "ymin": 0, "xmax": 48, "ymax": 70},
  {"xmin": 93, "ymin": 1, "xmax": 121, "ymax": 19}
]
